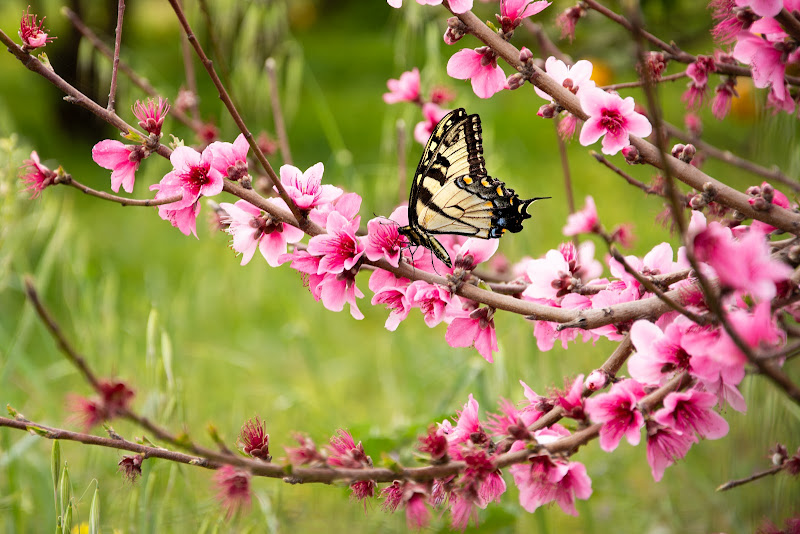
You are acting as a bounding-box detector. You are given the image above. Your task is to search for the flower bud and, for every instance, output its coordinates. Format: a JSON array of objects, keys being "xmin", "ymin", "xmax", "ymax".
[
  {"xmin": 750, "ymin": 196, "xmax": 769, "ymax": 210},
  {"xmin": 671, "ymin": 143, "xmax": 685, "ymax": 159},
  {"xmin": 519, "ymin": 46, "xmax": 533, "ymax": 63},
  {"xmin": 679, "ymin": 144, "xmax": 696, "ymax": 163},
  {"xmin": 622, "ymin": 145, "xmax": 641, "ymax": 164},
  {"xmin": 507, "ymin": 72, "xmax": 525, "ymax": 90},
  {"xmin": 584, "ymin": 370, "xmax": 607, "ymax": 391},
  {"xmin": 761, "ymin": 183, "xmax": 774, "ymax": 202},
  {"xmin": 537, "ymin": 103, "xmax": 556, "ymax": 119},
  {"xmin": 746, "ymin": 185, "xmax": 762, "ymax": 196},
  {"xmin": 689, "ymin": 194, "xmax": 706, "ymax": 210}
]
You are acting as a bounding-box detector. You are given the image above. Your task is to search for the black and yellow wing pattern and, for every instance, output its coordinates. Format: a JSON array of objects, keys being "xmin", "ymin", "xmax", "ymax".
[{"xmin": 398, "ymin": 108, "xmax": 547, "ymax": 268}]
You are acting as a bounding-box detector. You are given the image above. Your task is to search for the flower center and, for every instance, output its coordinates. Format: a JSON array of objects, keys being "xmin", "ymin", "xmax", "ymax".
[
  {"xmin": 600, "ymin": 109, "xmax": 625, "ymax": 135},
  {"xmin": 185, "ymin": 163, "xmax": 211, "ymax": 188}
]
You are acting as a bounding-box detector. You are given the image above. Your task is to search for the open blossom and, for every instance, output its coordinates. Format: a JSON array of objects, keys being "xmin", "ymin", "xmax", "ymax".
[
  {"xmin": 371, "ymin": 285, "xmax": 411, "ymax": 331},
  {"xmin": 132, "ymin": 97, "xmax": 170, "ymax": 137},
  {"xmin": 509, "ymin": 442, "xmax": 593, "ymax": 516},
  {"xmin": 19, "ymin": 7, "xmax": 55, "ymax": 50},
  {"xmin": 383, "ymin": 68, "xmax": 420, "ymax": 104},
  {"xmin": 20, "ymin": 151, "xmax": 57, "ymax": 198},
  {"xmin": 447, "ymin": 47, "xmax": 507, "ymax": 99},
  {"xmin": 207, "ymin": 133, "xmax": 250, "ymax": 181},
  {"xmin": 585, "ymin": 379, "xmax": 646, "ymax": 452},
  {"xmin": 405, "ymin": 280, "xmax": 453, "ymax": 327},
  {"xmin": 279, "ymin": 162, "xmax": 342, "ymax": 211},
  {"xmin": 365, "ymin": 207, "xmax": 408, "ymax": 267},
  {"xmin": 214, "ymin": 465, "xmax": 251, "ymax": 518},
  {"xmin": 579, "ymin": 88, "xmax": 652, "ymax": 155},
  {"xmin": 152, "ymin": 145, "xmax": 223, "ymax": 210},
  {"xmin": 445, "ymin": 306, "xmax": 499, "ymax": 362},
  {"xmin": 307, "ymin": 211, "xmax": 364, "ymax": 274},
  {"xmin": 629, "ymin": 317, "xmax": 716, "ymax": 386},
  {"xmin": 238, "ymin": 417, "xmax": 271, "ymax": 461},
  {"xmin": 563, "ymin": 195, "xmax": 598, "ymax": 235},
  {"xmin": 646, "ymin": 420, "xmax": 694, "ymax": 482},
  {"xmin": 682, "ymin": 56, "xmax": 716, "ymax": 109},
  {"xmin": 535, "ymin": 57, "xmax": 595, "ymax": 103},
  {"xmin": 219, "ymin": 199, "xmax": 303, "ymax": 266},
  {"xmin": 735, "ymin": 0, "xmax": 782, "ymax": 16},
  {"xmin": 653, "ymin": 389, "xmax": 729, "ymax": 440},
  {"xmin": 498, "ymin": 0, "xmax": 551, "ymax": 32},
  {"xmin": 414, "ymin": 103, "xmax": 450, "ymax": 144},
  {"xmin": 91, "ymin": 140, "xmax": 145, "ymax": 193},
  {"xmin": 733, "ymin": 31, "xmax": 788, "ymax": 102},
  {"xmin": 693, "ymin": 223, "xmax": 792, "ymax": 301}
]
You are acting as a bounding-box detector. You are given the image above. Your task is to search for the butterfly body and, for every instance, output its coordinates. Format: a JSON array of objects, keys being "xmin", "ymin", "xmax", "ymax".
[{"xmin": 398, "ymin": 108, "xmax": 546, "ymax": 268}]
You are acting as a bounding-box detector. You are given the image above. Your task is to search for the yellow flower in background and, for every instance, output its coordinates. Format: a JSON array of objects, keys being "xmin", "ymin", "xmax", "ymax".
[
  {"xmin": 730, "ymin": 76, "xmax": 756, "ymax": 119},
  {"xmin": 588, "ymin": 58, "xmax": 614, "ymax": 87}
]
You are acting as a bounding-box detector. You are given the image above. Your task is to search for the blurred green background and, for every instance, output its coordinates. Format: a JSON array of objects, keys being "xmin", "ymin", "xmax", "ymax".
[{"xmin": 1, "ymin": 0, "xmax": 799, "ymax": 532}]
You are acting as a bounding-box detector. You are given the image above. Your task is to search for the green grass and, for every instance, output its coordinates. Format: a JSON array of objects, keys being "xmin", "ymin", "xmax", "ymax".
[{"xmin": 1, "ymin": 0, "xmax": 799, "ymax": 532}]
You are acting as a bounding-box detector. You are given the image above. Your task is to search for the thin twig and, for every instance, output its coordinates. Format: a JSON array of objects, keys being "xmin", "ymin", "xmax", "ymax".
[
  {"xmin": 591, "ymin": 151, "xmax": 663, "ymax": 196},
  {"xmin": 106, "ymin": 0, "xmax": 125, "ymax": 113},
  {"xmin": 62, "ymin": 176, "xmax": 182, "ymax": 207},
  {"xmin": 24, "ymin": 278, "xmax": 102, "ymax": 391},
  {"xmin": 265, "ymin": 58, "xmax": 293, "ymax": 165},
  {"xmin": 63, "ymin": 7, "xmax": 201, "ymax": 133},
  {"xmin": 166, "ymin": 0, "xmax": 309, "ymax": 232},
  {"xmin": 662, "ymin": 122, "xmax": 800, "ymax": 193},
  {"xmin": 609, "ymin": 246, "xmax": 710, "ymax": 325},
  {"xmin": 716, "ymin": 464, "xmax": 785, "ymax": 491},
  {"xmin": 601, "ymin": 72, "xmax": 686, "ymax": 91},
  {"xmin": 775, "ymin": 8, "xmax": 800, "ymax": 43}
]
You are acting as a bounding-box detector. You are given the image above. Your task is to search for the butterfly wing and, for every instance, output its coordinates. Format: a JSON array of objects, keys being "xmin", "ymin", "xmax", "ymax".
[{"xmin": 415, "ymin": 112, "xmax": 542, "ymax": 239}]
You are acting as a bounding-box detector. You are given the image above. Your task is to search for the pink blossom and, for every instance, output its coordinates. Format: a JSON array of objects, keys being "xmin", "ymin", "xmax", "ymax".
[
  {"xmin": 238, "ymin": 417, "xmax": 271, "ymax": 461},
  {"xmin": 309, "ymin": 191, "xmax": 362, "ymax": 229},
  {"xmin": 365, "ymin": 208, "xmax": 407, "ymax": 267},
  {"xmin": 735, "ymin": 0, "xmax": 782, "ymax": 16},
  {"xmin": 554, "ymin": 374, "xmax": 587, "ymax": 421},
  {"xmin": 563, "ymin": 195, "xmax": 599, "ymax": 235},
  {"xmin": 405, "ymin": 281, "xmax": 452, "ymax": 327},
  {"xmin": 307, "ymin": 211, "xmax": 364, "ymax": 274},
  {"xmin": 485, "ymin": 398, "xmax": 540, "ymax": 439},
  {"xmin": 645, "ymin": 421, "xmax": 694, "ymax": 482},
  {"xmin": 214, "ymin": 465, "xmax": 251, "ymax": 518},
  {"xmin": 91, "ymin": 140, "xmax": 144, "ymax": 193},
  {"xmin": 587, "ymin": 283, "xmax": 640, "ymax": 341},
  {"xmin": 556, "ymin": 5, "xmax": 584, "ymax": 42},
  {"xmin": 20, "ymin": 151, "xmax": 57, "ymax": 198},
  {"xmin": 327, "ymin": 429, "xmax": 371, "ymax": 468},
  {"xmin": 450, "ymin": 237, "xmax": 500, "ymax": 269},
  {"xmin": 509, "ymin": 442, "xmax": 592, "ymax": 516},
  {"xmin": 19, "ymin": 7, "xmax": 55, "ymax": 50},
  {"xmin": 585, "ymin": 379, "xmax": 646, "ymax": 452},
  {"xmin": 448, "ymin": 0, "xmax": 474, "ymax": 13},
  {"xmin": 522, "ymin": 249, "xmax": 573, "ymax": 301},
  {"xmin": 579, "ymin": 88, "xmax": 652, "ymax": 155},
  {"xmin": 628, "ymin": 317, "xmax": 717, "ymax": 386},
  {"xmin": 279, "ymin": 162, "xmax": 342, "ymax": 211},
  {"xmin": 535, "ymin": 57, "xmax": 595, "ymax": 102},
  {"xmin": 371, "ymin": 285, "xmax": 411, "ymax": 331},
  {"xmin": 414, "ymin": 103, "xmax": 450, "ymax": 144},
  {"xmin": 445, "ymin": 306, "xmax": 499, "ymax": 362},
  {"xmin": 132, "ymin": 97, "xmax": 170, "ymax": 137},
  {"xmin": 447, "ymin": 48, "xmax": 507, "ymax": 99},
  {"xmin": 207, "ymin": 133, "xmax": 250, "ymax": 181},
  {"xmin": 448, "ymin": 394, "xmax": 483, "ymax": 447},
  {"xmin": 653, "ymin": 389, "xmax": 730, "ymax": 440},
  {"xmin": 693, "ymin": 223, "xmax": 792, "ymax": 301},
  {"xmin": 319, "ymin": 270, "xmax": 365, "ymax": 320},
  {"xmin": 219, "ymin": 199, "xmax": 303, "ymax": 266},
  {"xmin": 151, "ymin": 145, "xmax": 223, "ymax": 211},
  {"xmin": 733, "ymin": 31, "xmax": 787, "ymax": 101},
  {"xmin": 557, "ymin": 112, "xmax": 580, "ymax": 140},
  {"xmin": 712, "ymin": 78, "xmax": 737, "ymax": 120},
  {"xmin": 608, "ymin": 242, "xmax": 679, "ymax": 291},
  {"xmin": 154, "ymin": 200, "xmax": 201, "ymax": 237},
  {"xmin": 501, "ymin": 0, "xmax": 551, "ymax": 20},
  {"xmin": 284, "ymin": 432, "xmax": 325, "ymax": 466},
  {"xmin": 531, "ymin": 294, "xmax": 594, "ymax": 351},
  {"xmin": 383, "ymin": 68, "xmax": 421, "ymax": 104}
]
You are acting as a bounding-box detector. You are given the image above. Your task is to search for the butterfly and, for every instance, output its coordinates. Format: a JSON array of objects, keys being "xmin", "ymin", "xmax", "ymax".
[{"xmin": 398, "ymin": 108, "xmax": 548, "ymax": 268}]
